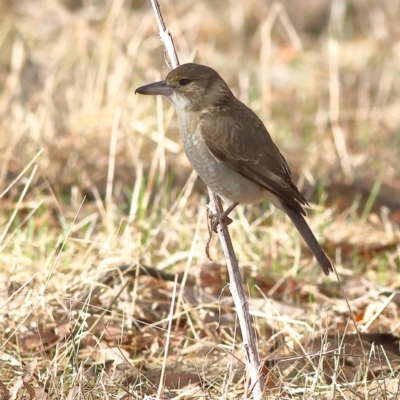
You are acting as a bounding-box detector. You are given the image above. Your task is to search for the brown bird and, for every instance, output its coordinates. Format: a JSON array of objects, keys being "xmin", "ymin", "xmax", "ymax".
[{"xmin": 135, "ymin": 63, "xmax": 333, "ymax": 275}]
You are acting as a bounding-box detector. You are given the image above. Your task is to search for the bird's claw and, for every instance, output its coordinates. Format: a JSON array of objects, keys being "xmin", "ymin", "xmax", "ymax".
[
  {"xmin": 209, "ymin": 212, "xmax": 233, "ymax": 233},
  {"xmin": 205, "ymin": 210, "xmax": 233, "ymax": 261}
]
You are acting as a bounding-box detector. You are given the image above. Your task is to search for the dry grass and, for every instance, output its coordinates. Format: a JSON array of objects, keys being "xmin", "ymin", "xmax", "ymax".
[{"xmin": 0, "ymin": 0, "xmax": 399, "ymax": 398}]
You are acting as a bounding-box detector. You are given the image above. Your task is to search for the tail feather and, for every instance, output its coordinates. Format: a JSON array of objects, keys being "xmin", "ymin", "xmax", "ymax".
[{"xmin": 282, "ymin": 204, "xmax": 333, "ymax": 275}]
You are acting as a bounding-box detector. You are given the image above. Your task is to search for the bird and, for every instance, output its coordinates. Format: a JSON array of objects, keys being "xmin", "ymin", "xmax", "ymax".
[{"xmin": 135, "ymin": 63, "xmax": 333, "ymax": 275}]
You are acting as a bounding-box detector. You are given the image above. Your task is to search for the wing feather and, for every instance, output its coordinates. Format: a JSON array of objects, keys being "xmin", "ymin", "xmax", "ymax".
[{"xmin": 199, "ymin": 100, "xmax": 308, "ymax": 215}]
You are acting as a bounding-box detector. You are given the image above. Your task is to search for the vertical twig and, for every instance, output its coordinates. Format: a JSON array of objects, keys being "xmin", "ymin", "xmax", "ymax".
[
  {"xmin": 150, "ymin": 0, "xmax": 180, "ymax": 68},
  {"xmin": 147, "ymin": 1, "xmax": 265, "ymax": 398},
  {"xmin": 209, "ymin": 192, "xmax": 264, "ymax": 398}
]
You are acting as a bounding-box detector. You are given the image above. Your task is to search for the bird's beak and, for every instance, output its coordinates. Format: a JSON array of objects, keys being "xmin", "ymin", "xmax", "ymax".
[{"xmin": 135, "ymin": 80, "xmax": 173, "ymax": 96}]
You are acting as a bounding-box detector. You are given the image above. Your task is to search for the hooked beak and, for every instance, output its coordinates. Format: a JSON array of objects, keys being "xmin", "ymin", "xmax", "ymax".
[{"xmin": 135, "ymin": 80, "xmax": 174, "ymax": 96}]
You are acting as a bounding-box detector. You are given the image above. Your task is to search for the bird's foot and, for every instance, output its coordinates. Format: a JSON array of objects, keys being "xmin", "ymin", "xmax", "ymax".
[
  {"xmin": 205, "ymin": 210, "xmax": 232, "ymax": 261},
  {"xmin": 205, "ymin": 202, "xmax": 239, "ymax": 261},
  {"xmin": 207, "ymin": 201, "xmax": 239, "ymax": 233},
  {"xmin": 209, "ymin": 211, "xmax": 233, "ymax": 233}
]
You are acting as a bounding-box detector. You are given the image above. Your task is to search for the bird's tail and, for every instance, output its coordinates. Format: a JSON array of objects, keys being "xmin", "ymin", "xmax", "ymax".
[{"xmin": 281, "ymin": 204, "xmax": 333, "ymax": 275}]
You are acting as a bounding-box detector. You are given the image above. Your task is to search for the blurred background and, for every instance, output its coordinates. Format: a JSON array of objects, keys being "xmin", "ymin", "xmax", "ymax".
[
  {"xmin": 0, "ymin": 0, "xmax": 400, "ymax": 395},
  {"xmin": 0, "ymin": 0, "xmax": 399, "ymax": 276},
  {"xmin": 1, "ymin": 1, "xmax": 400, "ymax": 206}
]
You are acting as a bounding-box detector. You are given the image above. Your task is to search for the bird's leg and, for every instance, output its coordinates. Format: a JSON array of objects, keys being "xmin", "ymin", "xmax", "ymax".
[{"xmin": 209, "ymin": 201, "xmax": 239, "ymax": 233}]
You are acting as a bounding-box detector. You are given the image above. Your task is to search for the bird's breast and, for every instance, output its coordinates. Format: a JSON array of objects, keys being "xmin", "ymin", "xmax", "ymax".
[{"xmin": 176, "ymin": 114, "xmax": 265, "ymax": 205}]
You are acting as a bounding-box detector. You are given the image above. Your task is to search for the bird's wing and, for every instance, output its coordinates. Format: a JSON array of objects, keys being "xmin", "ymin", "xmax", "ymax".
[{"xmin": 199, "ymin": 103, "xmax": 308, "ymax": 214}]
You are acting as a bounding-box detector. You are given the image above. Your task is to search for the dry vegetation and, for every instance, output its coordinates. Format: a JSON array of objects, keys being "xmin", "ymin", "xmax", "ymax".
[{"xmin": 0, "ymin": 0, "xmax": 400, "ymax": 398}]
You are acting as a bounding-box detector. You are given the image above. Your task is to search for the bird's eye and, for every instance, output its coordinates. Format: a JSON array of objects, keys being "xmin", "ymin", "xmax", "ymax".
[{"xmin": 178, "ymin": 78, "xmax": 191, "ymax": 86}]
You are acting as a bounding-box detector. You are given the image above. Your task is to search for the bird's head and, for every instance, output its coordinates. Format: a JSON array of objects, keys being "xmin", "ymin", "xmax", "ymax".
[{"xmin": 135, "ymin": 63, "xmax": 233, "ymax": 111}]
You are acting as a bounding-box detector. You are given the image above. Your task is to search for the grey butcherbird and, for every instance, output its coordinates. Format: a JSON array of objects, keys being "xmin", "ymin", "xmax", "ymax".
[{"xmin": 135, "ymin": 63, "xmax": 333, "ymax": 275}]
